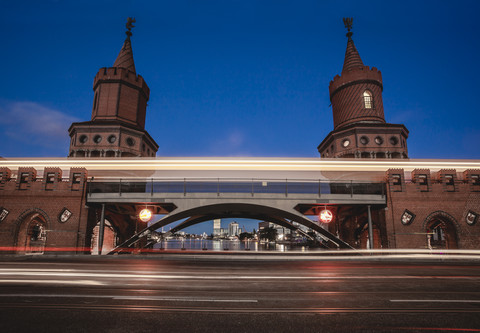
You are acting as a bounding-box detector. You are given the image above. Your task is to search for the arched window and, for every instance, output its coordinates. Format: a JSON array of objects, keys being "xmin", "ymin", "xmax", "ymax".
[
  {"xmin": 25, "ymin": 218, "xmax": 47, "ymax": 254},
  {"xmin": 363, "ymin": 90, "xmax": 373, "ymax": 109},
  {"xmin": 425, "ymin": 213, "xmax": 458, "ymax": 249}
]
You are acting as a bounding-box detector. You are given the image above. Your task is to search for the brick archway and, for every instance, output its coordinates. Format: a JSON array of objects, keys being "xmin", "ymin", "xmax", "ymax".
[
  {"xmin": 14, "ymin": 208, "xmax": 51, "ymax": 254},
  {"xmin": 423, "ymin": 211, "xmax": 459, "ymax": 249}
]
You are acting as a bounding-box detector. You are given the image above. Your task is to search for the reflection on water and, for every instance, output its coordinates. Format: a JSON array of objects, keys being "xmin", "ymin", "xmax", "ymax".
[{"xmin": 152, "ymin": 239, "xmax": 313, "ymax": 252}]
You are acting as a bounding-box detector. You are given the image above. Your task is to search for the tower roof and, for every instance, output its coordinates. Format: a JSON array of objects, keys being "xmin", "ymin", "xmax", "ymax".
[
  {"xmin": 113, "ymin": 36, "xmax": 136, "ymax": 73},
  {"xmin": 342, "ymin": 34, "xmax": 364, "ymax": 73},
  {"xmin": 340, "ymin": 18, "xmax": 364, "ymax": 73}
]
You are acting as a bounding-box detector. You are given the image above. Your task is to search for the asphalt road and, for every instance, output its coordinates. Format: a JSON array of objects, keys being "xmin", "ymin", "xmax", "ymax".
[{"xmin": 1, "ymin": 253, "xmax": 480, "ymax": 332}]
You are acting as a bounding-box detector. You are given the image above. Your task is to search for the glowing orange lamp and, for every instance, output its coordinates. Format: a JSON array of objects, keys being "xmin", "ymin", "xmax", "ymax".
[
  {"xmin": 139, "ymin": 208, "xmax": 152, "ymax": 222},
  {"xmin": 319, "ymin": 209, "xmax": 333, "ymax": 223}
]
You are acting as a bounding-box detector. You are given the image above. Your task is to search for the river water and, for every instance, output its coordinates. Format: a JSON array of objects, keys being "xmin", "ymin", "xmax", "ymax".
[{"xmin": 152, "ymin": 239, "xmax": 317, "ymax": 252}]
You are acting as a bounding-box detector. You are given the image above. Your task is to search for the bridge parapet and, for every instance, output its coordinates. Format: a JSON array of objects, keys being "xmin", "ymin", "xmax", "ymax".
[{"xmin": 87, "ymin": 178, "xmax": 385, "ymax": 199}]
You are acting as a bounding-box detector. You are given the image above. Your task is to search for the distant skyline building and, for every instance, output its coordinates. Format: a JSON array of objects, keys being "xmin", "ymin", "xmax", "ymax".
[
  {"xmin": 213, "ymin": 219, "xmax": 221, "ymax": 236},
  {"xmin": 228, "ymin": 222, "xmax": 239, "ymax": 237}
]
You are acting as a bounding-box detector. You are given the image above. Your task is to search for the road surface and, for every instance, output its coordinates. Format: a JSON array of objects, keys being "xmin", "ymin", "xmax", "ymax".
[{"xmin": 0, "ymin": 253, "xmax": 480, "ymax": 332}]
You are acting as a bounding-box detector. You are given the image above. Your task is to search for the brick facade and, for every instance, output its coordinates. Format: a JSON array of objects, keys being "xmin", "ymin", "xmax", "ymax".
[
  {"xmin": 385, "ymin": 169, "xmax": 480, "ymax": 249},
  {"xmin": 0, "ymin": 168, "xmax": 90, "ymax": 253}
]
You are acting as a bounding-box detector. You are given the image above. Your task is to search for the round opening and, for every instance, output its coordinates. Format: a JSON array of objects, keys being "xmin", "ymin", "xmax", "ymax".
[
  {"xmin": 79, "ymin": 135, "xmax": 88, "ymax": 144},
  {"xmin": 389, "ymin": 136, "xmax": 399, "ymax": 145},
  {"xmin": 93, "ymin": 135, "xmax": 102, "ymax": 144},
  {"xmin": 374, "ymin": 136, "xmax": 383, "ymax": 145},
  {"xmin": 360, "ymin": 136, "xmax": 369, "ymax": 145},
  {"xmin": 126, "ymin": 137, "xmax": 135, "ymax": 147},
  {"xmin": 107, "ymin": 135, "xmax": 116, "ymax": 144},
  {"xmin": 342, "ymin": 139, "xmax": 350, "ymax": 148}
]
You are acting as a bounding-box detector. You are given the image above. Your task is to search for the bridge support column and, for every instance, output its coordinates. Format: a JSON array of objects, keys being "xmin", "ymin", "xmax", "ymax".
[
  {"xmin": 367, "ymin": 205, "xmax": 373, "ymax": 249},
  {"xmin": 98, "ymin": 203, "xmax": 106, "ymax": 255}
]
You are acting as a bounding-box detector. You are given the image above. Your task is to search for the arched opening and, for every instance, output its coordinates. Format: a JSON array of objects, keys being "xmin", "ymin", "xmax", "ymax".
[
  {"xmin": 425, "ymin": 213, "xmax": 458, "ymax": 249},
  {"xmin": 91, "ymin": 150, "xmax": 101, "ymax": 157},
  {"xmin": 105, "ymin": 150, "xmax": 115, "ymax": 158},
  {"xmin": 76, "ymin": 150, "xmax": 86, "ymax": 157},
  {"xmin": 376, "ymin": 152, "xmax": 386, "ymax": 159},
  {"xmin": 363, "ymin": 90, "xmax": 373, "ymax": 109},
  {"xmin": 16, "ymin": 212, "xmax": 48, "ymax": 254},
  {"xmin": 111, "ymin": 203, "xmax": 353, "ymax": 253},
  {"xmin": 91, "ymin": 219, "xmax": 117, "ymax": 255}
]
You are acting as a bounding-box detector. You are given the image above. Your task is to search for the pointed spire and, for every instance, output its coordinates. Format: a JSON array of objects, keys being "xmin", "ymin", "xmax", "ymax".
[
  {"xmin": 113, "ymin": 18, "xmax": 136, "ymax": 73},
  {"xmin": 341, "ymin": 17, "xmax": 364, "ymax": 73}
]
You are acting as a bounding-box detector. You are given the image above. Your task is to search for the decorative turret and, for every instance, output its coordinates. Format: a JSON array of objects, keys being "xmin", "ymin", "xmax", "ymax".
[
  {"xmin": 68, "ymin": 18, "xmax": 158, "ymax": 158},
  {"xmin": 90, "ymin": 18, "xmax": 148, "ymax": 129},
  {"xmin": 329, "ymin": 18, "xmax": 385, "ymax": 130},
  {"xmin": 318, "ymin": 18, "xmax": 409, "ymax": 159}
]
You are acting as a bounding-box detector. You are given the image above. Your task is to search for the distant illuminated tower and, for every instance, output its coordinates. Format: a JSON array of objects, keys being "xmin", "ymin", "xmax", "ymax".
[
  {"xmin": 213, "ymin": 219, "xmax": 221, "ymax": 236},
  {"xmin": 68, "ymin": 18, "xmax": 158, "ymax": 158},
  {"xmin": 318, "ymin": 18, "xmax": 409, "ymax": 159},
  {"xmin": 228, "ymin": 221, "xmax": 239, "ymax": 237}
]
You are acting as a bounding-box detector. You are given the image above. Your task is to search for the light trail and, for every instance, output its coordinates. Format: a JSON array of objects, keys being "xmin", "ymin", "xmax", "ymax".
[
  {"xmin": 0, "ymin": 294, "xmax": 258, "ymax": 302},
  {"xmin": 0, "ymin": 269, "xmax": 479, "ymax": 280},
  {"xmin": 1, "ymin": 157, "xmax": 480, "ymax": 173},
  {"xmin": 390, "ymin": 300, "xmax": 480, "ymax": 303},
  {"xmin": 0, "ymin": 279, "xmax": 104, "ymax": 285}
]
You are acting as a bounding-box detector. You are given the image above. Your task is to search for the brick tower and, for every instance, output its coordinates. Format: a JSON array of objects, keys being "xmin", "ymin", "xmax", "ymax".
[
  {"xmin": 68, "ymin": 18, "xmax": 158, "ymax": 158},
  {"xmin": 318, "ymin": 18, "xmax": 409, "ymax": 159}
]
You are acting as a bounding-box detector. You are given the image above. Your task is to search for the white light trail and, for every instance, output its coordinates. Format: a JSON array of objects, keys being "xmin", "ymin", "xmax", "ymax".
[{"xmin": 1, "ymin": 157, "xmax": 479, "ymax": 172}]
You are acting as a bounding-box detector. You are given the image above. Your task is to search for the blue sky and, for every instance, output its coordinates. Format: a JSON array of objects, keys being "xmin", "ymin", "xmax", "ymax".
[{"xmin": 1, "ymin": 0, "xmax": 479, "ymax": 159}]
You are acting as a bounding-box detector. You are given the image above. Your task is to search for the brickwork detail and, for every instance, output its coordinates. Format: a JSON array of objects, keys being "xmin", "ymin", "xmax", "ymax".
[
  {"xmin": 0, "ymin": 167, "xmax": 90, "ymax": 253},
  {"xmin": 385, "ymin": 169, "xmax": 480, "ymax": 249}
]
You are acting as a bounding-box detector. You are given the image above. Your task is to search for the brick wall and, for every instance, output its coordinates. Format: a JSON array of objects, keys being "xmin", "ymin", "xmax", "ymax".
[
  {"xmin": 0, "ymin": 167, "xmax": 89, "ymax": 253},
  {"xmin": 385, "ymin": 169, "xmax": 480, "ymax": 249}
]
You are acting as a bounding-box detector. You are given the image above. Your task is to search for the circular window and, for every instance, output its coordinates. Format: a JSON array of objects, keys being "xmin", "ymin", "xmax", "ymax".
[
  {"xmin": 126, "ymin": 137, "xmax": 135, "ymax": 147},
  {"xmin": 374, "ymin": 136, "xmax": 383, "ymax": 145},
  {"xmin": 342, "ymin": 139, "xmax": 350, "ymax": 148},
  {"xmin": 79, "ymin": 135, "xmax": 88, "ymax": 144},
  {"xmin": 107, "ymin": 135, "xmax": 116, "ymax": 144},
  {"xmin": 93, "ymin": 135, "xmax": 102, "ymax": 144},
  {"xmin": 389, "ymin": 136, "xmax": 399, "ymax": 145},
  {"xmin": 360, "ymin": 136, "xmax": 369, "ymax": 145}
]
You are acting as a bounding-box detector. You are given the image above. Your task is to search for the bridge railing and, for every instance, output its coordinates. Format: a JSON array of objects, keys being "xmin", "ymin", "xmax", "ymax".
[{"xmin": 87, "ymin": 178, "xmax": 385, "ymax": 197}]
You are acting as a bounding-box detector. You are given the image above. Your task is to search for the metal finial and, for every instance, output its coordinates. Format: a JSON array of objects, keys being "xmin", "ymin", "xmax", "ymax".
[
  {"xmin": 343, "ymin": 17, "xmax": 353, "ymax": 38},
  {"xmin": 126, "ymin": 17, "xmax": 136, "ymax": 37}
]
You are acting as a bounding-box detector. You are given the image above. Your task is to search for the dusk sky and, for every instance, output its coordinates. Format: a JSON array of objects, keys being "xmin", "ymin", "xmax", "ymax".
[{"xmin": 1, "ymin": 0, "xmax": 479, "ymax": 160}]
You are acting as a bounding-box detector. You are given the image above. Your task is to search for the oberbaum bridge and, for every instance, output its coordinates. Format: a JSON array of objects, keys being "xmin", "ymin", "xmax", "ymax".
[{"xmin": 0, "ymin": 19, "xmax": 479, "ymax": 254}]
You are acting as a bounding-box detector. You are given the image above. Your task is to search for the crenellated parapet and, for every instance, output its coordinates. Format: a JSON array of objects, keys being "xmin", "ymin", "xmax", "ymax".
[
  {"xmin": 329, "ymin": 65, "xmax": 385, "ymax": 130},
  {"xmin": 384, "ymin": 168, "xmax": 480, "ymax": 193},
  {"xmin": 329, "ymin": 66, "xmax": 383, "ymax": 99},
  {"xmin": 93, "ymin": 67, "xmax": 150, "ymax": 100}
]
